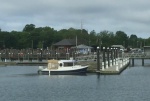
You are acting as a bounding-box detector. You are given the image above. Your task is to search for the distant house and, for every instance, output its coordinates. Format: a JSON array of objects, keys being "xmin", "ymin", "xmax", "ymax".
[
  {"xmin": 53, "ymin": 38, "xmax": 88, "ymax": 52},
  {"xmin": 71, "ymin": 44, "xmax": 93, "ymax": 54}
]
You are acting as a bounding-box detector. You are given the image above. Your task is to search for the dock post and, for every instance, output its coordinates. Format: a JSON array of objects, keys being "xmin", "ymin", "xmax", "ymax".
[
  {"xmin": 116, "ymin": 48, "xmax": 118, "ymax": 58},
  {"xmin": 97, "ymin": 47, "xmax": 100, "ymax": 71},
  {"xmin": 123, "ymin": 58, "xmax": 126, "ymax": 65},
  {"xmin": 132, "ymin": 58, "xmax": 134, "ymax": 66},
  {"xmin": 120, "ymin": 59, "xmax": 122, "ymax": 67},
  {"xmin": 102, "ymin": 62, "xmax": 104, "ymax": 70},
  {"xmin": 111, "ymin": 48, "xmax": 113, "ymax": 66},
  {"xmin": 113, "ymin": 59, "xmax": 116, "ymax": 65},
  {"xmin": 142, "ymin": 58, "xmax": 144, "ymax": 66},
  {"xmin": 116, "ymin": 58, "xmax": 118, "ymax": 66},
  {"xmin": 114, "ymin": 48, "xmax": 116, "ymax": 60},
  {"xmin": 116, "ymin": 62, "xmax": 119, "ymax": 71},
  {"xmin": 106, "ymin": 61, "xmax": 108, "ymax": 69},
  {"xmin": 110, "ymin": 60, "xmax": 112, "ymax": 67},
  {"xmin": 103, "ymin": 47, "xmax": 106, "ymax": 68},
  {"xmin": 107, "ymin": 47, "xmax": 110, "ymax": 67}
]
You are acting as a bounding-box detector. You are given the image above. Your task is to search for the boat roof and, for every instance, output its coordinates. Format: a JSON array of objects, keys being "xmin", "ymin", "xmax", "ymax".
[
  {"xmin": 58, "ymin": 60, "xmax": 75, "ymax": 63},
  {"xmin": 48, "ymin": 60, "xmax": 59, "ymax": 63},
  {"xmin": 48, "ymin": 59, "xmax": 75, "ymax": 63}
]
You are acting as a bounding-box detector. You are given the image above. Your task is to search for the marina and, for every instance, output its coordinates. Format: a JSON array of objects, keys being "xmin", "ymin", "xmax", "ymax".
[
  {"xmin": 1, "ymin": 46, "xmax": 150, "ymax": 76},
  {"xmin": 0, "ymin": 52, "xmax": 150, "ymax": 75},
  {"xmin": 0, "ymin": 1, "xmax": 150, "ymax": 100},
  {"xmin": 0, "ymin": 49, "xmax": 150, "ymax": 101}
]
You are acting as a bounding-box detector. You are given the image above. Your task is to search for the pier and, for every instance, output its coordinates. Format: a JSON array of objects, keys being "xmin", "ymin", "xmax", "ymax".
[
  {"xmin": 98, "ymin": 58, "xmax": 130, "ymax": 74},
  {"xmin": 95, "ymin": 47, "xmax": 130, "ymax": 75},
  {"xmin": 123, "ymin": 53, "xmax": 150, "ymax": 66}
]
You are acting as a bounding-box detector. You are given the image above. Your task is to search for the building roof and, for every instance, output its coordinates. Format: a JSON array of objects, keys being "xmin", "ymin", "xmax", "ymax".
[
  {"xmin": 53, "ymin": 38, "xmax": 87, "ymax": 46},
  {"xmin": 53, "ymin": 39, "xmax": 76, "ymax": 46}
]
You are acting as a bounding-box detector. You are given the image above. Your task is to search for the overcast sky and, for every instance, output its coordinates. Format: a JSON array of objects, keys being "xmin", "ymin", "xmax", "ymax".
[{"xmin": 1, "ymin": 0, "xmax": 150, "ymax": 38}]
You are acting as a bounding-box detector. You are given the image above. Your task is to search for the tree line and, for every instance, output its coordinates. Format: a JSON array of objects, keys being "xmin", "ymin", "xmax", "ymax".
[{"xmin": 0, "ymin": 24, "xmax": 149, "ymax": 49}]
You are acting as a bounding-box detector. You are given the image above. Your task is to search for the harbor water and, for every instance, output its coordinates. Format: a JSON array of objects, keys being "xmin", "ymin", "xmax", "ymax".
[{"xmin": 0, "ymin": 59, "xmax": 150, "ymax": 101}]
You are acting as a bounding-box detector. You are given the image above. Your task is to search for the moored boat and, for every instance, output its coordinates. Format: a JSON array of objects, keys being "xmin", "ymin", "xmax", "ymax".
[{"xmin": 38, "ymin": 59, "xmax": 88, "ymax": 75}]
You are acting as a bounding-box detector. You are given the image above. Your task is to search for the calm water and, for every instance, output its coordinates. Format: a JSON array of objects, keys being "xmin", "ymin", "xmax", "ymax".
[{"xmin": 0, "ymin": 59, "xmax": 150, "ymax": 101}]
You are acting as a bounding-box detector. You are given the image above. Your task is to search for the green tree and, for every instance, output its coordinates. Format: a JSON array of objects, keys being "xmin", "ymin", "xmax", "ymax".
[
  {"xmin": 115, "ymin": 31, "xmax": 128, "ymax": 48},
  {"xmin": 0, "ymin": 31, "xmax": 17, "ymax": 49},
  {"xmin": 97, "ymin": 30, "xmax": 115, "ymax": 47},
  {"xmin": 38, "ymin": 26, "xmax": 57, "ymax": 49},
  {"xmin": 89, "ymin": 30, "xmax": 97, "ymax": 46},
  {"xmin": 23, "ymin": 24, "xmax": 35, "ymax": 32},
  {"xmin": 129, "ymin": 34, "xmax": 137, "ymax": 48}
]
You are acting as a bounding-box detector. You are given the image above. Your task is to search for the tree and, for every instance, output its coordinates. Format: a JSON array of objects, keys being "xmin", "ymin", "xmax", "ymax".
[
  {"xmin": 115, "ymin": 31, "xmax": 128, "ymax": 48},
  {"xmin": 89, "ymin": 30, "xmax": 97, "ymax": 46},
  {"xmin": 23, "ymin": 24, "xmax": 35, "ymax": 32},
  {"xmin": 97, "ymin": 30, "xmax": 115, "ymax": 47},
  {"xmin": 129, "ymin": 34, "xmax": 137, "ymax": 48}
]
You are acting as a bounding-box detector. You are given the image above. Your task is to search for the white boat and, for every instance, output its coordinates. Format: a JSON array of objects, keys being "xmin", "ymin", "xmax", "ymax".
[{"xmin": 38, "ymin": 59, "xmax": 88, "ymax": 75}]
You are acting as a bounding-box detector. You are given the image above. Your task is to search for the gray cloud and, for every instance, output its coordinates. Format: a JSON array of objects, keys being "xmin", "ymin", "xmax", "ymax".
[{"xmin": 0, "ymin": 0, "xmax": 150, "ymax": 38}]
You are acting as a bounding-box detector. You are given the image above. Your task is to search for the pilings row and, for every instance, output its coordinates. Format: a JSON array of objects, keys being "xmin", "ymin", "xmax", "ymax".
[
  {"xmin": 101, "ymin": 58, "xmax": 130, "ymax": 71},
  {"xmin": 96, "ymin": 46, "xmax": 129, "ymax": 72},
  {"xmin": 130, "ymin": 58, "xmax": 145, "ymax": 66},
  {"xmin": 97, "ymin": 47, "xmax": 119, "ymax": 71}
]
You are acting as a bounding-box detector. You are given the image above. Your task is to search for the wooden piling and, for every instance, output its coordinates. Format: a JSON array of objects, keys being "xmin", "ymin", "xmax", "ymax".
[
  {"xmin": 103, "ymin": 47, "xmax": 106, "ymax": 68},
  {"xmin": 132, "ymin": 58, "xmax": 134, "ymax": 66},
  {"xmin": 97, "ymin": 47, "xmax": 100, "ymax": 71},
  {"xmin": 142, "ymin": 58, "xmax": 144, "ymax": 66},
  {"xmin": 107, "ymin": 47, "xmax": 110, "ymax": 67}
]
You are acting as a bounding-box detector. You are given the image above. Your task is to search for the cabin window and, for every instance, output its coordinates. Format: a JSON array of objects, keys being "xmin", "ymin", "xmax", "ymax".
[{"xmin": 64, "ymin": 62, "xmax": 73, "ymax": 66}]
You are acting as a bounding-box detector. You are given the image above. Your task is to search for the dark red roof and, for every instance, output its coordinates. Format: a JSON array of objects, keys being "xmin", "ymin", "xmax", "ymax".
[{"xmin": 53, "ymin": 38, "xmax": 88, "ymax": 46}]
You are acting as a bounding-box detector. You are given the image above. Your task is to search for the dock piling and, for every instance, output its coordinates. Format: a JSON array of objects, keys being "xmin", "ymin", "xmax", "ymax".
[
  {"xmin": 142, "ymin": 58, "xmax": 144, "ymax": 66},
  {"xmin": 97, "ymin": 47, "xmax": 100, "ymax": 71},
  {"xmin": 132, "ymin": 58, "xmax": 134, "ymax": 66}
]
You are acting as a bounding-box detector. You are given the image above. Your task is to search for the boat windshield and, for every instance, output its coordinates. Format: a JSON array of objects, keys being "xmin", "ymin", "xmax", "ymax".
[{"xmin": 64, "ymin": 62, "xmax": 74, "ymax": 66}]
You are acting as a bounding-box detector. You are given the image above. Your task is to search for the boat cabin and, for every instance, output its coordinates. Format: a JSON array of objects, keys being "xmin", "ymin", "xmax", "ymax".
[
  {"xmin": 58, "ymin": 60, "xmax": 75, "ymax": 67},
  {"xmin": 47, "ymin": 60, "xmax": 76, "ymax": 69}
]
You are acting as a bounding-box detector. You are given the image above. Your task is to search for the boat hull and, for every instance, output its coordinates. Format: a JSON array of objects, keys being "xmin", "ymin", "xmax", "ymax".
[{"xmin": 38, "ymin": 67, "xmax": 88, "ymax": 75}]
